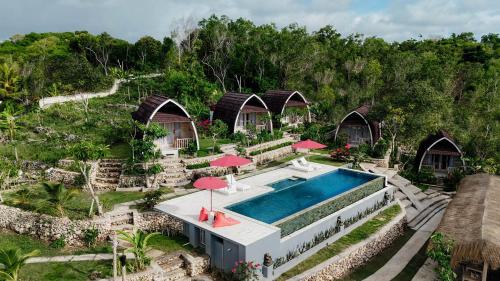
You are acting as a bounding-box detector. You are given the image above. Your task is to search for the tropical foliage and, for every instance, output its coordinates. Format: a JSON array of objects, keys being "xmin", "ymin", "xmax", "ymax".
[
  {"xmin": 0, "ymin": 248, "xmax": 40, "ymax": 281},
  {"xmin": 117, "ymin": 230, "xmax": 159, "ymax": 271}
]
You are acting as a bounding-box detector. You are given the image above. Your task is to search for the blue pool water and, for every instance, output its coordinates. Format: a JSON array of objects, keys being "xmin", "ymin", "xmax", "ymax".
[{"xmin": 226, "ymin": 169, "xmax": 379, "ymax": 224}]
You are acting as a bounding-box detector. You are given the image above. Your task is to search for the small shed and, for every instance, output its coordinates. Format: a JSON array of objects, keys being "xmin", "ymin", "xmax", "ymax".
[
  {"xmin": 262, "ymin": 90, "xmax": 311, "ymax": 127},
  {"xmin": 334, "ymin": 105, "xmax": 381, "ymax": 147},
  {"xmin": 415, "ymin": 130, "xmax": 464, "ymax": 177},
  {"xmin": 132, "ymin": 95, "xmax": 200, "ymax": 156},
  {"xmin": 212, "ymin": 92, "xmax": 273, "ymax": 134},
  {"xmin": 436, "ymin": 174, "xmax": 500, "ymax": 281}
]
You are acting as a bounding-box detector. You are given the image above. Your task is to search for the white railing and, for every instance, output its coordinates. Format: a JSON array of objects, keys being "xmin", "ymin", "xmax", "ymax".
[{"xmin": 175, "ymin": 138, "xmax": 193, "ymax": 149}]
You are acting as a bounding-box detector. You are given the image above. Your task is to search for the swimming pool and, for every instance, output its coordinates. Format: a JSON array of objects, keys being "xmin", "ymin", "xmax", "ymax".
[{"xmin": 226, "ymin": 169, "xmax": 380, "ymax": 224}]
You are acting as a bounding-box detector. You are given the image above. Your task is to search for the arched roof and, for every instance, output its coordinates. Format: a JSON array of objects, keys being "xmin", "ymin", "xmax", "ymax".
[
  {"xmin": 262, "ymin": 90, "xmax": 309, "ymax": 116},
  {"xmin": 212, "ymin": 92, "xmax": 271, "ymax": 133},
  {"xmin": 132, "ymin": 95, "xmax": 192, "ymax": 125},
  {"xmin": 131, "ymin": 95, "xmax": 200, "ymax": 149},
  {"xmin": 415, "ymin": 130, "xmax": 464, "ymax": 171},
  {"xmin": 334, "ymin": 104, "xmax": 381, "ymax": 145}
]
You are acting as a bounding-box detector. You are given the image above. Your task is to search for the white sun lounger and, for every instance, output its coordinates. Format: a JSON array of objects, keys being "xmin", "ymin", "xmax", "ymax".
[
  {"xmin": 226, "ymin": 174, "xmax": 251, "ymax": 191},
  {"xmin": 298, "ymin": 157, "xmax": 321, "ymax": 170},
  {"xmin": 216, "ymin": 180, "xmax": 237, "ymax": 195},
  {"xmin": 290, "ymin": 160, "xmax": 314, "ymax": 172}
]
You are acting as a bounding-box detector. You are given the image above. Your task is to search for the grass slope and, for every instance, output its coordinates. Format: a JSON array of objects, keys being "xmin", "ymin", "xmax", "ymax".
[{"xmin": 19, "ymin": 261, "xmax": 112, "ymax": 281}]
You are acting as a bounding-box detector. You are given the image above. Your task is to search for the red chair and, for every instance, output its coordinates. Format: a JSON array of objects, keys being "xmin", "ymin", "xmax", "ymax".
[
  {"xmin": 198, "ymin": 207, "xmax": 209, "ymax": 222},
  {"xmin": 213, "ymin": 212, "xmax": 240, "ymax": 227}
]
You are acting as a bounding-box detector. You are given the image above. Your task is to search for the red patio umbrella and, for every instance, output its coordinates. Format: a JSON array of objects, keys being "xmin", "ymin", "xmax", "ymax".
[
  {"xmin": 210, "ymin": 154, "xmax": 252, "ymax": 167},
  {"xmin": 292, "ymin": 139, "xmax": 327, "ymax": 150},
  {"xmin": 193, "ymin": 177, "xmax": 228, "ymax": 211}
]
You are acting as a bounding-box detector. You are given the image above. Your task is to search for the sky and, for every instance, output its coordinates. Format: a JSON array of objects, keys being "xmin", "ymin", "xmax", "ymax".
[{"xmin": 1, "ymin": 0, "xmax": 499, "ymax": 42}]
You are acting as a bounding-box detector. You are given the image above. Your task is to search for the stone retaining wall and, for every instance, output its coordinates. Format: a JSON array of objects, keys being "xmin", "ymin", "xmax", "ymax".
[
  {"xmin": 250, "ymin": 146, "xmax": 294, "ymax": 165},
  {"xmin": 45, "ymin": 168, "xmax": 82, "ymax": 186},
  {"xmin": 244, "ymin": 137, "xmax": 294, "ymax": 155},
  {"xmin": 298, "ymin": 214, "xmax": 407, "ymax": 281},
  {"xmin": 182, "ymin": 153, "xmax": 226, "ymax": 166},
  {"xmin": 182, "ymin": 253, "xmax": 210, "ymax": 276},
  {"xmin": 0, "ymin": 204, "xmax": 183, "ymax": 246}
]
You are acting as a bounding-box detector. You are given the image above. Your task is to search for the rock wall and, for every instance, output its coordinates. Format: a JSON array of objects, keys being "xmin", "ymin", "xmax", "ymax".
[
  {"xmin": 182, "ymin": 253, "xmax": 210, "ymax": 276},
  {"xmin": 45, "ymin": 168, "xmax": 81, "ymax": 186},
  {"xmin": 301, "ymin": 215, "xmax": 407, "ymax": 281},
  {"xmin": 244, "ymin": 137, "xmax": 294, "ymax": 155},
  {"xmin": 0, "ymin": 204, "xmax": 184, "ymax": 246},
  {"xmin": 250, "ymin": 146, "xmax": 294, "ymax": 165},
  {"xmin": 182, "ymin": 153, "xmax": 226, "ymax": 166}
]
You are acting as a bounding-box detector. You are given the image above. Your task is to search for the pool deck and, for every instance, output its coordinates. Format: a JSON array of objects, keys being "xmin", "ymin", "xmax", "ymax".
[{"xmin": 155, "ymin": 163, "xmax": 338, "ymax": 246}]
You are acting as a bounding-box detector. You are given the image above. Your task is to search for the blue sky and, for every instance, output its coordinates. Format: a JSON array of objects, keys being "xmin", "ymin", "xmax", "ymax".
[{"xmin": 1, "ymin": 0, "xmax": 499, "ymax": 42}]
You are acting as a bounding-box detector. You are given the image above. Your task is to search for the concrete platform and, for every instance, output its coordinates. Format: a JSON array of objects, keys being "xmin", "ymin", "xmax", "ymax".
[{"xmin": 155, "ymin": 163, "xmax": 337, "ymax": 246}]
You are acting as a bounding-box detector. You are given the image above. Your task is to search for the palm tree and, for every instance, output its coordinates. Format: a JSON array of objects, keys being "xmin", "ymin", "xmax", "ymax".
[
  {"xmin": 0, "ymin": 62, "xmax": 20, "ymax": 100},
  {"xmin": 350, "ymin": 149, "xmax": 368, "ymax": 169},
  {"xmin": 117, "ymin": 230, "xmax": 159, "ymax": 271},
  {"xmin": 0, "ymin": 248, "xmax": 39, "ymax": 281},
  {"xmin": 41, "ymin": 182, "xmax": 77, "ymax": 217},
  {"xmin": 0, "ymin": 108, "xmax": 22, "ymax": 162}
]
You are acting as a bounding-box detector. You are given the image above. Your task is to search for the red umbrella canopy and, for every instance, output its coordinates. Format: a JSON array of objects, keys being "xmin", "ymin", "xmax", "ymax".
[
  {"xmin": 193, "ymin": 177, "xmax": 228, "ymax": 190},
  {"xmin": 210, "ymin": 154, "xmax": 252, "ymax": 167},
  {"xmin": 292, "ymin": 139, "xmax": 327, "ymax": 149}
]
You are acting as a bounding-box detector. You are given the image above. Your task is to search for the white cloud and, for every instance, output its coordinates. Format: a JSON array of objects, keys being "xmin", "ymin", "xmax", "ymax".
[{"xmin": 0, "ymin": 0, "xmax": 498, "ymax": 42}]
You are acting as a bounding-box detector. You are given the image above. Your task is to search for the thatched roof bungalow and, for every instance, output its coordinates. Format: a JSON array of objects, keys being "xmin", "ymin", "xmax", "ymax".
[
  {"xmin": 132, "ymin": 95, "xmax": 200, "ymax": 157},
  {"xmin": 436, "ymin": 174, "xmax": 500, "ymax": 280},
  {"xmin": 212, "ymin": 92, "xmax": 273, "ymax": 134},
  {"xmin": 262, "ymin": 90, "xmax": 311, "ymax": 127},
  {"xmin": 415, "ymin": 130, "xmax": 464, "ymax": 177},
  {"xmin": 334, "ymin": 104, "xmax": 381, "ymax": 147}
]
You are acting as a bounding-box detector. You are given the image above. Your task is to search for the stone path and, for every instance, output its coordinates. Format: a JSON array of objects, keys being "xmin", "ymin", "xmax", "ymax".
[
  {"xmin": 362, "ymin": 209, "xmax": 444, "ymax": 281},
  {"xmin": 26, "ymin": 252, "xmax": 134, "ymax": 264},
  {"xmin": 38, "ymin": 73, "xmax": 161, "ymax": 109}
]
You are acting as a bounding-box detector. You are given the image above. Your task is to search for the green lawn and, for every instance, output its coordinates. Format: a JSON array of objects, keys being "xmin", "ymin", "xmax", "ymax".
[
  {"xmin": 149, "ymin": 234, "xmax": 193, "ymax": 253},
  {"xmin": 277, "ymin": 204, "xmax": 402, "ymax": 280},
  {"xmin": 3, "ymin": 185, "xmax": 151, "ymax": 220},
  {"xmin": 108, "ymin": 142, "xmax": 131, "ymax": 159},
  {"xmin": 306, "ymin": 154, "xmax": 345, "ymax": 166},
  {"xmin": 0, "ymin": 231, "xmax": 112, "ymax": 257},
  {"xmin": 337, "ymin": 229, "xmax": 416, "ymax": 281},
  {"xmin": 199, "ymin": 137, "xmax": 233, "ymax": 150},
  {"xmin": 19, "ymin": 261, "xmax": 112, "ymax": 281}
]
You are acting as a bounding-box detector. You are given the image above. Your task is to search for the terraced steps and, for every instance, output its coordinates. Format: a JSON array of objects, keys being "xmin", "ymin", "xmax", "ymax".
[
  {"xmin": 156, "ymin": 253, "xmax": 189, "ymax": 281},
  {"xmin": 92, "ymin": 159, "xmax": 123, "ymax": 190}
]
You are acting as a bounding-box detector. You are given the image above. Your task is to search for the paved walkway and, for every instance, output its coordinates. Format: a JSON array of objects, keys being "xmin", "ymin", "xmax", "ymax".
[
  {"xmin": 38, "ymin": 73, "xmax": 161, "ymax": 109},
  {"xmin": 26, "ymin": 252, "xmax": 134, "ymax": 264},
  {"xmin": 362, "ymin": 209, "xmax": 444, "ymax": 281}
]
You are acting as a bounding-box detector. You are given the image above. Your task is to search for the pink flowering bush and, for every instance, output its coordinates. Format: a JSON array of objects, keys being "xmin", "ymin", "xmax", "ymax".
[
  {"xmin": 330, "ymin": 143, "xmax": 351, "ymax": 161},
  {"xmin": 231, "ymin": 260, "xmax": 260, "ymax": 281}
]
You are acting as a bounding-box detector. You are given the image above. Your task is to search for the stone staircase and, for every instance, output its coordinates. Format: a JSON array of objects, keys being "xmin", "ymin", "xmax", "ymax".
[
  {"xmin": 360, "ymin": 163, "xmax": 451, "ymax": 230},
  {"xmin": 220, "ymin": 143, "xmax": 238, "ymax": 155},
  {"xmin": 107, "ymin": 209, "xmax": 138, "ymax": 231},
  {"xmin": 159, "ymin": 158, "xmax": 191, "ymax": 187},
  {"xmin": 156, "ymin": 253, "xmax": 190, "ymax": 281},
  {"xmin": 93, "ymin": 159, "xmax": 123, "ymax": 190}
]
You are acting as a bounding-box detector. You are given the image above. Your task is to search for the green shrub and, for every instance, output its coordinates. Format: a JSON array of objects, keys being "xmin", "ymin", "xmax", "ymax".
[
  {"xmin": 417, "ymin": 167, "xmax": 437, "ymax": 184},
  {"xmin": 50, "ymin": 235, "xmax": 66, "ymax": 249},
  {"xmin": 186, "ymin": 162, "xmax": 210, "ymax": 170},
  {"xmin": 139, "ymin": 189, "xmax": 164, "ymax": 210},
  {"xmin": 443, "ymin": 169, "xmax": 464, "ymax": 192},
  {"xmin": 371, "ymin": 139, "xmax": 389, "ymax": 158},
  {"xmin": 83, "ymin": 227, "xmax": 99, "ymax": 247}
]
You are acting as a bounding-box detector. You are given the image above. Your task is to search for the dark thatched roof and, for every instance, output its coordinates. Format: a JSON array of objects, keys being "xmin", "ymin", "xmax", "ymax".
[
  {"xmin": 131, "ymin": 95, "xmax": 191, "ymax": 124},
  {"xmin": 262, "ymin": 90, "xmax": 309, "ymax": 115},
  {"xmin": 212, "ymin": 92, "xmax": 270, "ymax": 133},
  {"xmin": 436, "ymin": 174, "xmax": 500, "ymax": 269},
  {"xmin": 415, "ymin": 130, "xmax": 463, "ymax": 171},
  {"xmin": 335, "ymin": 104, "xmax": 381, "ymax": 145}
]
